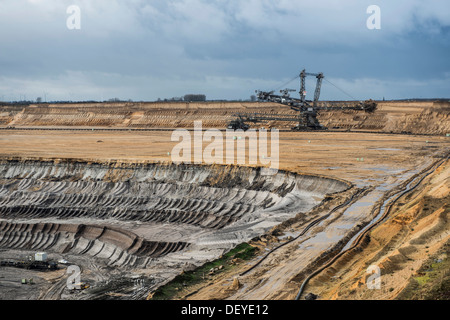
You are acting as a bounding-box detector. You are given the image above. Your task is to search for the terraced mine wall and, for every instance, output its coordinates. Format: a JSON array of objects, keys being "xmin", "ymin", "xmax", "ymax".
[
  {"xmin": 1, "ymin": 100, "xmax": 448, "ymax": 134},
  {"xmin": 0, "ymin": 222, "xmax": 189, "ymax": 266},
  {"xmin": 0, "ymin": 160, "xmax": 350, "ymax": 274}
]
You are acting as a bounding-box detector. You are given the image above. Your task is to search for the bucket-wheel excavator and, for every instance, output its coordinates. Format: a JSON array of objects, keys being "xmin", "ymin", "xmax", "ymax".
[{"xmin": 227, "ymin": 69, "xmax": 377, "ymax": 131}]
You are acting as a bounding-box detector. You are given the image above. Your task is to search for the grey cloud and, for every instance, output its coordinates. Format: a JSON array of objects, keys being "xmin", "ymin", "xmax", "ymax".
[{"xmin": 0, "ymin": 0, "xmax": 448, "ymax": 101}]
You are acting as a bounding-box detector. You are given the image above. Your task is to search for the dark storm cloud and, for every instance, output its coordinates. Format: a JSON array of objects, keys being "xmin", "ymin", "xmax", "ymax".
[{"xmin": 0, "ymin": 0, "xmax": 449, "ymax": 102}]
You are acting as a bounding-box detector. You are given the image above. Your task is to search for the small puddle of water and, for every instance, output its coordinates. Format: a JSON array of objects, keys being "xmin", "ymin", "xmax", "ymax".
[
  {"xmin": 341, "ymin": 174, "xmax": 420, "ymax": 251},
  {"xmin": 299, "ymin": 231, "xmax": 343, "ymax": 248},
  {"xmin": 278, "ymin": 231, "xmax": 300, "ymax": 241}
]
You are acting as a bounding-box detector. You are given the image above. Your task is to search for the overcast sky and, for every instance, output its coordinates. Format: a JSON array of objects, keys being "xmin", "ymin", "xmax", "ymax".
[{"xmin": 0, "ymin": 0, "xmax": 449, "ymax": 102}]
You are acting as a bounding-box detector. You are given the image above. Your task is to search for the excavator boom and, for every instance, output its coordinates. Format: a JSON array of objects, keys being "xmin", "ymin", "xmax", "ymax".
[{"xmin": 229, "ymin": 69, "xmax": 377, "ymax": 131}]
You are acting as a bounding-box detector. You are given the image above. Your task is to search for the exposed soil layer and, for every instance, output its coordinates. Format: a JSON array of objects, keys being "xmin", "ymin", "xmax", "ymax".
[
  {"xmin": 174, "ymin": 156, "xmax": 449, "ymax": 300},
  {"xmin": 0, "ymin": 159, "xmax": 349, "ymax": 299},
  {"xmin": 0, "ymin": 221, "xmax": 190, "ymax": 263},
  {"xmin": 0, "ymin": 100, "xmax": 448, "ymax": 300},
  {"xmin": 1, "ymin": 100, "xmax": 449, "ymax": 134},
  {"xmin": 301, "ymin": 160, "xmax": 450, "ymax": 300}
]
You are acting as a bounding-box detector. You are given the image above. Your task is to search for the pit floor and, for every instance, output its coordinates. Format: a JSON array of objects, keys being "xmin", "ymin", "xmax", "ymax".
[{"xmin": 0, "ymin": 130, "xmax": 448, "ymax": 184}]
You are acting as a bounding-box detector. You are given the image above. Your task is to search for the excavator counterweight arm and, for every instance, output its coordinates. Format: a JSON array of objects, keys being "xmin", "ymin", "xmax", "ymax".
[{"xmin": 230, "ymin": 69, "xmax": 377, "ymax": 131}]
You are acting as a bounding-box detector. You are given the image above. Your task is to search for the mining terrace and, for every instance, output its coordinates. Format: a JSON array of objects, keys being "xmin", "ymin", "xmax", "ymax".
[{"xmin": 0, "ymin": 100, "xmax": 448, "ymax": 300}]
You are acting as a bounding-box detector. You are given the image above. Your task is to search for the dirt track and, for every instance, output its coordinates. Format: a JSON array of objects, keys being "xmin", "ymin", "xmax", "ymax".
[{"xmin": 303, "ymin": 159, "xmax": 450, "ymax": 300}]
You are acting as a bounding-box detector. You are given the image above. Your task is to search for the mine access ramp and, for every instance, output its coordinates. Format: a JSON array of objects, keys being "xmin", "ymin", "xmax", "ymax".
[{"xmin": 227, "ymin": 69, "xmax": 377, "ymax": 131}]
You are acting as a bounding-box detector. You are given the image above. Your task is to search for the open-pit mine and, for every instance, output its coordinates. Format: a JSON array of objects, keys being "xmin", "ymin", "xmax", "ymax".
[{"xmin": 0, "ymin": 99, "xmax": 449, "ymax": 300}]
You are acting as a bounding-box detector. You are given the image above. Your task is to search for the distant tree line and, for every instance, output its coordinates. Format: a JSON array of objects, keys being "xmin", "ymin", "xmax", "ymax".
[
  {"xmin": 183, "ymin": 94, "xmax": 206, "ymax": 102},
  {"xmin": 2, "ymin": 95, "xmax": 447, "ymax": 107},
  {"xmin": 157, "ymin": 94, "xmax": 207, "ymax": 102}
]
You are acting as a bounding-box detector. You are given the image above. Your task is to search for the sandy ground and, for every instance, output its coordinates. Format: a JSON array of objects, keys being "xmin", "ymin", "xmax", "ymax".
[
  {"xmin": 304, "ymin": 161, "xmax": 450, "ymax": 300},
  {"xmin": 0, "ymin": 129, "xmax": 448, "ymax": 300},
  {"xmin": 2, "ymin": 100, "xmax": 449, "ymax": 134},
  {"xmin": 0, "ymin": 130, "xmax": 447, "ymax": 184},
  {"xmin": 171, "ymin": 157, "xmax": 449, "ymax": 301}
]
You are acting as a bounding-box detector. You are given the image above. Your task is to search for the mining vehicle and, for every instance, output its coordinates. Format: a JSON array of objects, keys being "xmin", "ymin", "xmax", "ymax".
[{"xmin": 228, "ymin": 69, "xmax": 377, "ymax": 131}]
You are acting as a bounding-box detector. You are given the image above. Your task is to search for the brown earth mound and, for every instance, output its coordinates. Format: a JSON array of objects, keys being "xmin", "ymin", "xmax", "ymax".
[{"xmin": 1, "ymin": 100, "xmax": 449, "ymax": 134}]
